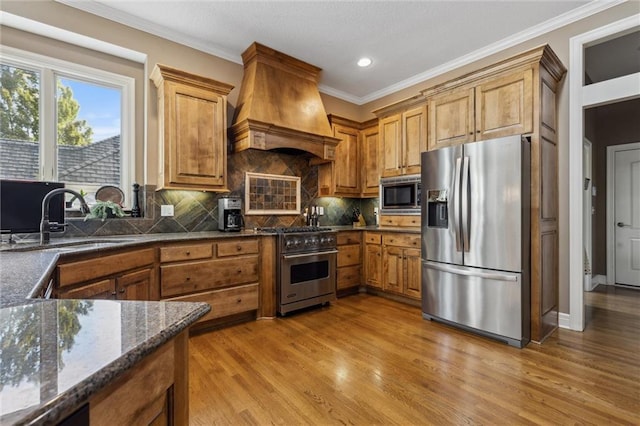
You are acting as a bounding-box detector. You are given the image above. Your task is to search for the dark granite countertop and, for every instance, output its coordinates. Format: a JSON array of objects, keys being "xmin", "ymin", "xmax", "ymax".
[{"xmin": 0, "ymin": 298, "xmax": 210, "ymax": 425}]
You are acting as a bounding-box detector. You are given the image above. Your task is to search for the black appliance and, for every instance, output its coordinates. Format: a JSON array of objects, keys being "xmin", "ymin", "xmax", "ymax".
[
  {"xmin": 218, "ymin": 197, "xmax": 244, "ymax": 231},
  {"xmin": 0, "ymin": 180, "xmax": 65, "ymax": 235}
]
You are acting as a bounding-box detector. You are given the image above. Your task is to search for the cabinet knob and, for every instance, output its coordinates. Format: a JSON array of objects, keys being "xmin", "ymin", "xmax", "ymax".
[
  {"xmin": 236, "ymin": 298, "xmax": 242, "ymax": 304},
  {"xmin": 186, "ymin": 251, "xmax": 191, "ymax": 255},
  {"xmin": 119, "ymin": 288, "xmax": 125, "ymax": 293},
  {"xmin": 237, "ymin": 269, "xmax": 242, "ymax": 274},
  {"xmin": 111, "ymin": 291, "xmax": 117, "ymax": 296},
  {"xmin": 186, "ymin": 277, "xmax": 191, "ymax": 281},
  {"xmin": 237, "ymin": 245, "xmax": 242, "ymax": 251},
  {"xmin": 469, "ymin": 132, "xmax": 473, "ymax": 135},
  {"xmin": 476, "ymin": 130, "xmax": 480, "ymax": 133}
]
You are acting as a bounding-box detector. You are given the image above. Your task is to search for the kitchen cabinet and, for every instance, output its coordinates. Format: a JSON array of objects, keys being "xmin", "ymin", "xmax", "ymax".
[
  {"xmin": 150, "ymin": 64, "xmax": 234, "ymax": 192},
  {"xmin": 89, "ymin": 331, "xmax": 189, "ymax": 425},
  {"xmin": 421, "ymin": 45, "xmax": 566, "ymax": 342},
  {"xmin": 159, "ymin": 238, "xmax": 260, "ymax": 325},
  {"xmin": 318, "ymin": 116, "xmax": 379, "ymax": 198},
  {"xmin": 336, "ymin": 231, "xmax": 362, "ymax": 295},
  {"xmin": 360, "ymin": 120, "xmax": 380, "ymax": 197},
  {"xmin": 55, "ymin": 248, "xmax": 156, "ymax": 300},
  {"xmin": 374, "ymin": 97, "xmax": 427, "ymax": 178},
  {"xmin": 382, "ymin": 233, "xmax": 421, "ymax": 300},
  {"xmin": 364, "ymin": 232, "xmax": 382, "ymax": 289},
  {"xmin": 427, "ymin": 68, "xmax": 532, "ymax": 150}
]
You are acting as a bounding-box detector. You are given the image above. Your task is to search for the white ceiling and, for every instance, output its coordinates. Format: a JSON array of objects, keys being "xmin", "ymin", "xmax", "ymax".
[{"xmin": 59, "ymin": 0, "xmax": 617, "ymax": 104}]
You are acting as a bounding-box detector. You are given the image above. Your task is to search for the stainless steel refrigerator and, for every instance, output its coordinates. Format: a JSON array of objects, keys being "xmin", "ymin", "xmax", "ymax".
[{"xmin": 421, "ymin": 135, "xmax": 530, "ymax": 348}]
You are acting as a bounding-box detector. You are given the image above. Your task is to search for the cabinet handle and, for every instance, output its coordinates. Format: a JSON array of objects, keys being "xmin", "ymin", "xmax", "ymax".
[
  {"xmin": 476, "ymin": 130, "xmax": 480, "ymax": 133},
  {"xmin": 469, "ymin": 132, "xmax": 473, "ymax": 135},
  {"xmin": 119, "ymin": 288, "xmax": 125, "ymax": 293},
  {"xmin": 186, "ymin": 251, "xmax": 191, "ymax": 255},
  {"xmin": 237, "ymin": 269, "xmax": 242, "ymax": 274},
  {"xmin": 111, "ymin": 291, "xmax": 117, "ymax": 296},
  {"xmin": 186, "ymin": 277, "xmax": 191, "ymax": 281},
  {"xmin": 237, "ymin": 245, "xmax": 242, "ymax": 251},
  {"xmin": 236, "ymin": 298, "xmax": 242, "ymax": 304}
]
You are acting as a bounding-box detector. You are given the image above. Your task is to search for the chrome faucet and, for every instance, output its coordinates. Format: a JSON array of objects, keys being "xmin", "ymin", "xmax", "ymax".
[{"xmin": 40, "ymin": 188, "xmax": 90, "ymax": 244}]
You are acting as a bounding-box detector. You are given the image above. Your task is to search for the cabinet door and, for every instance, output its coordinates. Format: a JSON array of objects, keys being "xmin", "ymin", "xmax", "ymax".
[
  {"xmin": 402, "ymin": 104, "xmax": 428, "ymax": 175},
  {"xmin": 333, "ymin": 124, "xmax": 361, "ymax": 195},
  {"xmin": 379, "ymin": 114, "xmax": 403, "ymax": 177},
  {"xmin": 361, "ymin": 124, "xmax": 379, "ymax": 196},
  {"xmin": 58, "ymin": 279, "xmax": 115, "ymax": 300},
  {"xmin": 428, "ymin": 88, "xmax": 475, "ymax": 150},
  {"xmin": 404, "ymin": 248, "xmax": 422, "ymax": 299},
  {"xmin": 167, "ymin": 81, "xmax": 226, "ymax": 188},
  {"xmin": 365, "ymin": 243, "xmax": 382, "ymax": 288},
  {"xmin": 382, "ymin": 245, "xmax": 403, "ymax": 294},
  {"xmin": 117, "ymin": 268, "xmax": 154, "ymax": 301},
  {"xmin": 475, "ymin": 69, "xmax": 533, "ymax": 140}
]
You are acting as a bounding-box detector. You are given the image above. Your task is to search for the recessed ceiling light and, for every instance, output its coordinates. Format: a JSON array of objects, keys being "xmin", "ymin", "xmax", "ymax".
[{"xmin": 357, "ymin": 57, "xmax": 372, "ymax": 67}]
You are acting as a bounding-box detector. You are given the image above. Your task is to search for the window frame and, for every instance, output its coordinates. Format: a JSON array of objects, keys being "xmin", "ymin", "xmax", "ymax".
[{"xmin": 1, "ymin": 46, "xmax": 135, "ymax": 208}]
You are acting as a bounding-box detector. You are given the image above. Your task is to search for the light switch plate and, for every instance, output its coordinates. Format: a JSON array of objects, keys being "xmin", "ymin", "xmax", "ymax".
[
  {"xmin": 318, "ymin": 206, "xmax": 324, "ymax": 215},
  {"xmin": 160, "ymin": 205, "xmax": 174, "ymax": 216}
]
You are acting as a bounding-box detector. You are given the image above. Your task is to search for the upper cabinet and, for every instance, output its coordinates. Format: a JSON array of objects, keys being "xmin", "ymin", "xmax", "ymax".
[
  {"xmin": 318, "ymin": 115, "xmax": 379, "ymax": 198},
  {"xmin": 427, "ymin": 68, "xmax": 533, "ymax": 150},
  {"xmin": 150, "ymin": 64, "xmax": 234, "ymax": 192},
  {"xmin": 374, "ymin": 97, "xmax": 427, "ymax": 178}
]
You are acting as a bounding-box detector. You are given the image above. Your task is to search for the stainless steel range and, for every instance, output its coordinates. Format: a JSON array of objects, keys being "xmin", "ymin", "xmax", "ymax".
[{"xmin": 261, "ymin": 227, "xmax": 337, "ymax": 315}]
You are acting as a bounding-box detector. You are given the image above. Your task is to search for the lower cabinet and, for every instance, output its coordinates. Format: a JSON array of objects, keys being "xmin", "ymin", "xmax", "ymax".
[
  {"xmin": 336, "ymin": 231, "xmax": 362, "ymax": 295},
  {"xmin": 382, "ymin": 233, "xmax": 421, "ymax": 300},
  {"xmin": 364, "ymin": 232, "xmax": 382, "ymax": 289},
  {"xmin": 159, "ymin": 238, "xmax": 260, "ymax": 324},
  {"xmin": 55, "ymin": 248, "xmax": 156, "ymax": 300}
]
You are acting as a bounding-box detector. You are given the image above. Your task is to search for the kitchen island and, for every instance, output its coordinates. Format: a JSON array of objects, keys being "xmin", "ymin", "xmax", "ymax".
[{"xmin": 0, "ymin": 298, "xmax": 210, "ymax": 425}]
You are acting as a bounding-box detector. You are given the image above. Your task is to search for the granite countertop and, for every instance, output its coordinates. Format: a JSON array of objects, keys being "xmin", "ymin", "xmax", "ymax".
[{"xmin": 0, "ymin": 298, "xmax": 210, "ymax": 425}]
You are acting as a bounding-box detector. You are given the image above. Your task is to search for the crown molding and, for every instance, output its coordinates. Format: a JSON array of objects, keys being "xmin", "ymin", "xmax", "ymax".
[{"xmin": 54, "ymin": 0, "xmax": 626, "ymax": 105}]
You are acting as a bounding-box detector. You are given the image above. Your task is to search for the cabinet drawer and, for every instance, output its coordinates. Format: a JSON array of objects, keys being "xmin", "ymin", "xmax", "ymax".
[
  {"xmin": 167, "ymin": 284, "xmax": 259, "ymax": 322},
  {"xmin": 383, "ymin": 234, "xmax": 420, "ymax": 248},
  {"xmin": 160, "ymin": 243, "xmax": 212, "ymax": 263},
  {"xmin": 58, "ymin": 248, "xmax": 155, "ymax": 287},
  {"xmin": 364, "ymin": 232, "xmax": 382, "ymax": 244},
  {"xmin": 160, "ymin": 256, "xmax": 259, "ymax": 297},
  {"xmin": 338, "ymin": 245, "xmax": 361, "ymax": 267},
  {"xmin": 337, "ymin": 265, "xmax": 361, "ymax": 289},
  {"xmin": 337, "ymin": 231, "xmax": 362, "ymax": 246},
  {"xmin": 216, "ymin": 239, "xmax": 259, "ymax": 257}
]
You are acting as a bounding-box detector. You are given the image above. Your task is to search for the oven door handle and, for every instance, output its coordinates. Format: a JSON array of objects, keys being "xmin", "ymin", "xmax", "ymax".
[{"xmin": 282, "ymin": 250, "xmax": 338, "ymax": 259}]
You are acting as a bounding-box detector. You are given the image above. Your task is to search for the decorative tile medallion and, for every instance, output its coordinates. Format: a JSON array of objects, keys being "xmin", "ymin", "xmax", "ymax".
[{"xmin": 245, "ymin": 172, "xmax": 300, "ymax": 215}]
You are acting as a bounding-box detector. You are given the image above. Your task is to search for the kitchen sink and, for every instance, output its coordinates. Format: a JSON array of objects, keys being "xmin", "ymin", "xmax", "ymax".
[{"xmin": 1, "ymin": 239, "xmax": 134, "ymax": 252}]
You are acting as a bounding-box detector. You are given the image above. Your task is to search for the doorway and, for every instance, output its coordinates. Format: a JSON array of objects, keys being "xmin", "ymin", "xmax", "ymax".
[{"xmin": 569, "ymin": 15, "xmax": 640, "ymax": 331}]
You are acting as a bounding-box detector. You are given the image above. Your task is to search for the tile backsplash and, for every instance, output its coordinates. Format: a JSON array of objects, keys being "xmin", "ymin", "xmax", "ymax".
[{"xmin": 60, "ymin": 149, "xmax": 380, "ymax": 238}]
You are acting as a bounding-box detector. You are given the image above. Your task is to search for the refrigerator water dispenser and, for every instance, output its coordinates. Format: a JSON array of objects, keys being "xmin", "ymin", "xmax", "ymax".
[{"xmin": 427, "ymin": 190, "xmax": 448, "ymax": 228}]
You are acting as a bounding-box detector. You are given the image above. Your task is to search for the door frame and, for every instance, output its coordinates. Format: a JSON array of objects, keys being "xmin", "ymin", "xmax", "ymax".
[
  {"xmin": 607, "ymin": 142, "xmax": 640, "ymax": 284},
  {"xmin": 568, "ymin": 14, "xmax": 640, "ymax": 331},
  {"xmin": 583, "ymin": 138, "xmax": 592, "ymax": 291}
]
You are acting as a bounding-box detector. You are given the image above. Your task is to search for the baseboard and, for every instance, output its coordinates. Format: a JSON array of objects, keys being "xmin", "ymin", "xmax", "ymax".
[
  {"xmin": 585, "ymin": 274, "xmax": 607, "ymax": 291},
  {"xmin": 558, "ymin": 312, "xmax": 571, "ymax": 329}
]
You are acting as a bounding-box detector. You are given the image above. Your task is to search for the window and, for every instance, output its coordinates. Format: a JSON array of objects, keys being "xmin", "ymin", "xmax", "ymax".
[{"xmin": 0, "ymin": 47, "xmax": 135, "ymax": 207}]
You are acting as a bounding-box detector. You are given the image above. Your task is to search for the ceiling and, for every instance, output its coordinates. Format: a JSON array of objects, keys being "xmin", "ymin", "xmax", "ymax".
[{"xmin": 58, "ymin": 0, "xmax": 618, "ymax": 104}]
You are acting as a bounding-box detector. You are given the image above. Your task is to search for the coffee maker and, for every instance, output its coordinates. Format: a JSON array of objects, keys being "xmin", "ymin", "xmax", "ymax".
[{"xmin": 218, "ymin": 197, "xmax": 244, "ymax": 232}]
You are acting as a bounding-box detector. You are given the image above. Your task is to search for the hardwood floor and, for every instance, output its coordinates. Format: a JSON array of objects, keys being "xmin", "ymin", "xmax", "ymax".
[{"xmin": 189, "ymin": 289, "xmax": 640, "ymax": 425}]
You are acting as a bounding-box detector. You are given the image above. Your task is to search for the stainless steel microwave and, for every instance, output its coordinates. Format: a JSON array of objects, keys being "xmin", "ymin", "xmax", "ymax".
[{"xmin": 379, "ymin": 174, "xmax": 421, "ymax": 215}]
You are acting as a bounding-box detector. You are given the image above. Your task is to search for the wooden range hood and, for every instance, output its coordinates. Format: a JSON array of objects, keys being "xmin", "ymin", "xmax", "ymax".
[{"xmin": 230, "ymin": 42, "xmax": 340, "ymax": 161}]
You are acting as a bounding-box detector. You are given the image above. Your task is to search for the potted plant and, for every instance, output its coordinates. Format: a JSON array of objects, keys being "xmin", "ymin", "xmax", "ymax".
[{"xmin": 85, "ymin": 200, "xmax": 126, "ymax": 221}]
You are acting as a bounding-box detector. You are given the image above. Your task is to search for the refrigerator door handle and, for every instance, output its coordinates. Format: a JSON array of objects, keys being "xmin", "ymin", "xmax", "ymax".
[
  {"xmin": 453, "ymin": 157, "xmax": 463, "ymax": 252},
  {"xmin": 461, "ymin": 156, "xmax": 470, "ymax": 252},
  {"xmin": 422, "ymin": 260, "xmax": 519, "ymax": 282}
]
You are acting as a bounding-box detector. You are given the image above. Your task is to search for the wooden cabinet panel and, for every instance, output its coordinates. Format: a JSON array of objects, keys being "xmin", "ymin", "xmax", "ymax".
[
  {"xmin": 57, "ymin": 279, "xmax": 115, "ymax": 300},
  {"xmin": 364, "ymin": 243, "xmax": 382, "ymax": 289},
  {"xmin": 404, "ymin": 248, "xmax": 422, "ymax": 299},
  {"xmin": 380, "ymin": 114, "xmax": 403, "ymax": 177},
  {"xmin": 337, "ymin": 231, "xmax": 362, "ymax": 246},
  {"xmin": 167, "ymin": 284, "xmax": 259, "ymax": 322},
  {"xmin": 428, "ymin": 88, "xmax": 475, "ymax": 150},
  {"xmin": 337, "ymin": 266, "xmax": 361, "ymax": 290},
  {"xmin": 382, "ymin": 233, "xmax": 420, "ymax": 249},
  {"xmin": 217, "ymin": 239, "xmax": 259, "ymax": 257},
  {"xmin": 475, "ymin": 69, "xmax": 533, "ymax": 140},
  {"xmin": 118, "ymin": 268, "xmax": 154, "ymax": 301},
  {"xmin": 402, "ymin": 104, "xmax": 428, "ymax": 175},
  {"xmin": 58, "ymin": 248, "xmax": 155, "ymax": 287},
  {"xmin": 364, "ymin": 232, "xmax": 382, "ymax": 245},
  {"xmin": 160, "ymin": 243, "xmax": 212, "ymax": 263},
  {"xmin": 334, "ymin": 124, "xmax": 360, "ymax": 195},
  {"xmin": 361, "ymin": 123, "xmax": 380, "ymax": 197},
  {"xmin": 151, "ymin": 64, "xmax": 233, "ymax": 192},
  {"xmin": 338, "ymin": 244, "xmax": 361, "ymax": 268},
  {"xmin": 160, "ymin": 256, "xmax": 259, "ymax": 297},
  {"xmin": 383, "ymin": 245, "xmax": 403, "ymax": 294}
]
